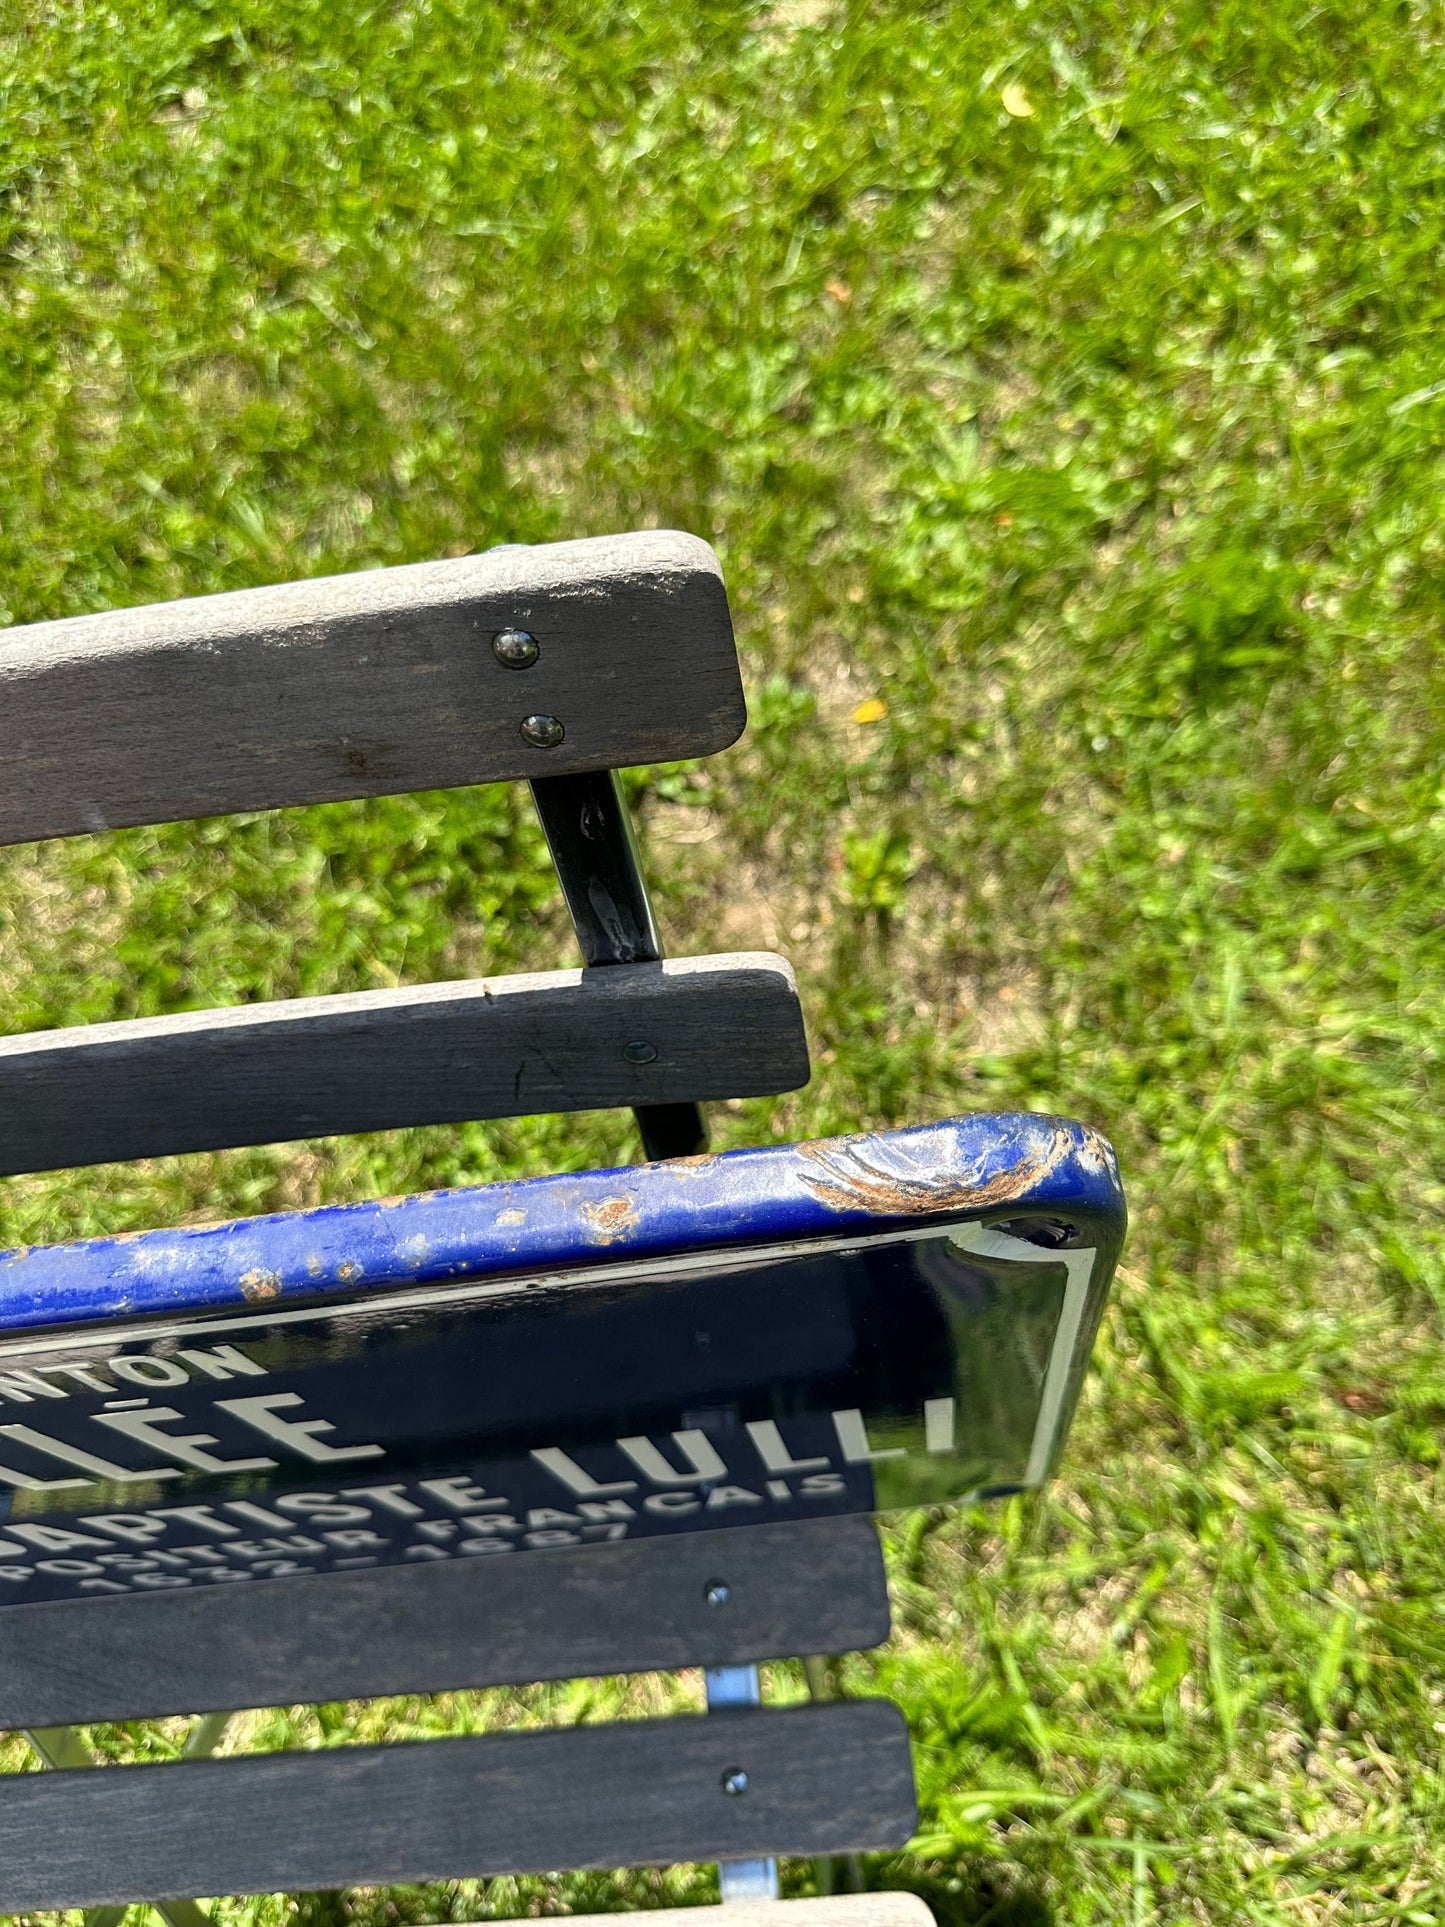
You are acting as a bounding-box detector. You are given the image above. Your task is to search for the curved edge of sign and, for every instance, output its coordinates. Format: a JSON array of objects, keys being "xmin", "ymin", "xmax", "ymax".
[{"xmin": 0, "ymin": 1112, "xmax": 1126, "ymax": 1335}]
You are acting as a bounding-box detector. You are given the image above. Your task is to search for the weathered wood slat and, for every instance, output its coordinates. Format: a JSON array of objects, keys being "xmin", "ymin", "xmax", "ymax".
[
  {"xmin": 0, "ymin": 1517, "xmax": 888, "ymax": 1728},
  {"xmin": 0, "ymin": 531, "xmax": 742, "ymax": 844},
  {"xmin": 0, "ymin": 1518, "xmax": 893, "ymax": 1734},
  {"xmin": 0, "ymin": 1701, "xmax": 916, "ymax": 1909},
  {"xmin": 522, "ymin": 1898, "xmax": 936, "ymax": 1927},
  {"xmin": 0, "ymin": 953, "xmax": 807, "ymax": 1174}
]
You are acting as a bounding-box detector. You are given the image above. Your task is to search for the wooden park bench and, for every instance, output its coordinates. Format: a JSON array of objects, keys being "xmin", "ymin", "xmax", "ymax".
[{"xmin": 0, "ymin": 533, "xmax": 1126, "ymax": 1919}]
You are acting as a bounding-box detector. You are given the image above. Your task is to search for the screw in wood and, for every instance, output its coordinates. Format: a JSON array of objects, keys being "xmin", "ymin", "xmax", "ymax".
[
  {"xmin": 492, "ymin": 627, "xmax": 539, "ymax": 668},
  {"xmin": 623, "ymin": 1039, "xmax": 659, "ymax": 1064},
  {"xmin": 520, "ymin": 713, "xmax": 564, "ymax": 748},
  {"xmin": 704, "ymin": 1581, "xmax": 730, "ymax": 1606},
  {"xmin": 721, "ymin": 1768, "xmax": 749, "ymax": 1796}
]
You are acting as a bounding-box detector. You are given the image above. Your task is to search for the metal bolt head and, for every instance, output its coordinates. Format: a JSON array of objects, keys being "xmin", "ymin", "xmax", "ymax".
[
  {"xmin": 704, "ymin": 1580, "xmax": 730, "ymax": 1607},
  {"xmin": 492, "ymin": 627, "xmax": 539, "ymax": 669},
  {"xmin": 520, "ymin": 713, "xmax": 564, "ymax": 749},
  {"xmin": 623, "ymin": 1039, "xmax": 658, "ymax": 1065},
  {"xmin": 721, "ymin": 1768, "xmax": 748, "ymax": 1796}
]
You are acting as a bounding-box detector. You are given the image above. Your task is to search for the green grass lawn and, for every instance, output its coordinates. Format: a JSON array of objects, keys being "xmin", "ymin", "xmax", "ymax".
[{"xmin": 2, "ymin": 0, "xmax": 1444, "ymax": 1921}]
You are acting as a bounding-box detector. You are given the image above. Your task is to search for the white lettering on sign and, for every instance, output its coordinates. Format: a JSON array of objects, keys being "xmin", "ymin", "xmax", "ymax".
[
  {"xmin": 0, "ymin": 1394, "xmax": 962, "ymax": 1605},
  {"xmin": 0, "ymin": 1396, "xmax": 940, "ymax": 1508},
  {"xmin": 341, "ymin": 1484, "xmax": 424, "ymax": 1518},
  {"xmin": 9, "ymin": 1522, "xmax": 112, "ymax": 1553},
  {"xmin": 93, "ymin": 1404, "xmax": 276, "ymax": 1473},
  {"xmin": 460, "ymin": 1514, "xmax": 519, "ymax": 1538},
  {"xmin": 525, "ymin": 1508, "xmax": 579, "ymax": 1529},
  {"xmin": 0, "ymin": 1423, "xmax": 180, "ymax": 1484},
  {"xmin": 273, "ymin": 1494, "xmax": 373, "ymax": 1526},
  {"xmin": 643, "ymin": 1491, "xmax": 699, "ymax": 1515},
  {"xmin": 529, "ymin": 1448, "xmax": 637, "ymax": 1499},
  {"xmin": 225, "ymin": 1501, "xmax": 296, "ymax": 1531},
  {"xmin": 0, "ymin": 1343, "xmax": 269, "ymax": 1406},
  {"xmin": 175, "ymin": 1346, "xmax": 268, "ymax": 1380},
  {"xmin": 46, "ymin": 1365, "xmax": 115, "ymax": 1395},
  {"xmin": 831, "ymin": 1409, "xmax": 906, "ymax": 1463},
  {"xmin": 84, "ymin": 1514, "xmax": 173, "ymax": 1545},
  {"xmin": 416, "ymin": 1476, "xmax": 502, "ymax": 1513},
  {"xmin": 156, "ymin": 1505, "xmax": 238, "ymax": 1537},
  {"xmin": 0, "ymin": 1370, "xmax": 67, "ymax": 1403},
  {"xmin": 924, "ymin": 1396, "xmax": 956, "ymax": 1453},
  {"xmin": 617, "ymin": 1431, "xmax": 728, "ymax": 1487},
  {"xmin": 0, "ymin": 1455, "xmax": 87, "ymax": 1491},
  {"xmin": 704, "ymin": 1485, "xmax": 765, "ymax": 1510},
  {"xmin": 215, "ymin": 1394, "xmax": 383, "ymax": 1464},
  {"xmin": 745, "ymin": 1419, "xmax": 829, "ymax": 1476},
  {"xmin": 110, "ymin": 1357, "xmax": 191, "ymax": 1389}
]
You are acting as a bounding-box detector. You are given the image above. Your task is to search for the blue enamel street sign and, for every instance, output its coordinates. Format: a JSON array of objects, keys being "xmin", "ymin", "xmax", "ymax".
[{"xmin": 0, "ymin": 1115, "xmax": 1123, "ymax": 1609}]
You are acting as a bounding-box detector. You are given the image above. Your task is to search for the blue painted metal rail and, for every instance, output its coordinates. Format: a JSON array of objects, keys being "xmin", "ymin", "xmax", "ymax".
[{"xmin": 0, "ymin": 1114, "xmax": 1121, "ymax": 1333}]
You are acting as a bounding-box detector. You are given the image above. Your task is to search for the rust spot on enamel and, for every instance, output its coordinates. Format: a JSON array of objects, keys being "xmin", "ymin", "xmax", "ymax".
[
  {"xmin": 796, "ymin": 1126, "xmax": 1076, "ymax": 1215},
  {"xmin": 581, "ymin": 1194, "xmax": 641, "ymax": 1243},
  {"xmin": 238, "ymin": 1267, "xmax": 281, "ymax": 1302}
]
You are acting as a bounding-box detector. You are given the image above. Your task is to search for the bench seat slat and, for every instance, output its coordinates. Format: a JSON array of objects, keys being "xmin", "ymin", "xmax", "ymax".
[
  {"xmin": 0, "ymin": 953, "xmax": 807, "ymax": 1174},
  {"xmin": 0, "ymin": 1517, "xmax": 888, "ymax": 1728},
  {"xmin": 0, "ymin": 531, "xmax": 742, "ymax": 844},
  {"xmin": 0, "ymin": 1701, "xmax": 917, "ymax": 1909}
]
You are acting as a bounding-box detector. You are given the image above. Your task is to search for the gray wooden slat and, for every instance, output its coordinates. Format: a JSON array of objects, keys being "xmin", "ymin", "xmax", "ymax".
[
  {"xmin": 0, "ymin": 530, "xmax": 742, "ymax": 844},
  {"xmin": 0, "ymin": 1516, "xmax": 889, "ymax": 1728},
  {"xmin": 0, "ymin": 952, "xmax": 807, "ymax": 1174},
  {"xmin": 25, "ymin": 1727, "xmax": 220, "ymax": 1927},
  {"xmin": 0, "ymin": 1701, "xmax": 917, "ymax": 1909},
  {"xmin": 554, "ymin": 1898, "xmax": 937, "ymax": 1927}
]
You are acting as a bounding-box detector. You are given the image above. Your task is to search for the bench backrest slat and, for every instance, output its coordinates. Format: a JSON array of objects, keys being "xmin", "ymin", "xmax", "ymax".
[
  {"xmin": 0, "ymin": 1701, "xmax": 917, "ymax": 1912},
  {"xmin": 0, "ymin": 531, "xmax": 741, "ymax": 843},
  {"xmin": 0, "ymin": 1517, "xmax": 888, "ymax": 1729},
  {"xmin": 0, "ymin": 954, "xmax": 806, "ymax": 1174}
]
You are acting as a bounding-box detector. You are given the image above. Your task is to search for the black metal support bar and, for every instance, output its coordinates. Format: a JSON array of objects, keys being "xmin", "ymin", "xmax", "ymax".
[{"xmin": 529, "ymin": 770, "xmax": 707, "ymax": 1161}]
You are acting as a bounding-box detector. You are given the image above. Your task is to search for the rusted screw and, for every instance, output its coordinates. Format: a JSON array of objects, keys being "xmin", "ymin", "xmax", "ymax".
[
  {"xmin": 493, "ymin": 627, "xmax": 539, "ymax": 668},
  {"xmin": 623, "ymin": 1039, "xmax": 658, "ymax": 1064},
  {"xmin": 704, "ymin": 1580, "xmax": 730, "ymax": 1607},
  {"xmin": 520, "ymin": 714, "xmax": 564, "ymax": 748},
  {"xmin": 721, "ymin": 1768, "xmax": 748, "ymax": 1796}
]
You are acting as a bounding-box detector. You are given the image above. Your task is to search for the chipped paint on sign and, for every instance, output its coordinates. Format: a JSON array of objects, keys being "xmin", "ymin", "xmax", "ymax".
[
  {"xmin": 796, "ymin": 1123, "xmax": 1074, "ymax": 1216},
  {"xmin": 581, "ymin": 1195, "xmax": 642, "ymax": 1243},
  {"xmin": 0, "ymin": 1114, "xmax": 1125, "ymax": 1334}
]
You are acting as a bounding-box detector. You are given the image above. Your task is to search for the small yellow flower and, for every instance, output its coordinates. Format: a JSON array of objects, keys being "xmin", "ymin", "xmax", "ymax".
[
  {"xmin": 1001, "ymin": 83, "xmax": 1035, "ymax": 118},
  {"xmin": 851, "ymin": 696, "xmax": 888, "ymax": 725}
]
